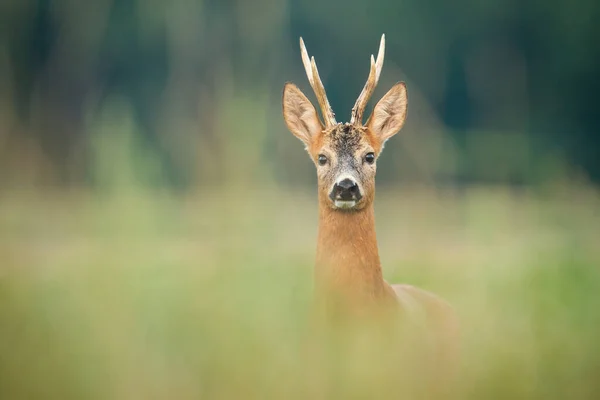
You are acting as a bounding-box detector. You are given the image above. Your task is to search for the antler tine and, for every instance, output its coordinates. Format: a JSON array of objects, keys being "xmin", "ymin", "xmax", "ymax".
[
  {"xmin": 350, "ymin": 34, "xmax": 386, "ymax": 125},
  {"xmin": 299, "ymin": 38, "xmax": 314, "ymax": 84},
  {"xmin": 299, "ymin": 37, "xmax": 337, "ymax": 128}
]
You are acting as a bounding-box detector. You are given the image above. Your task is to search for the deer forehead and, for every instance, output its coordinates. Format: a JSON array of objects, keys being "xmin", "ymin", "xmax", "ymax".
[{"xmin": 315, "ymin": 124, "xmax": 373, "ymax": 158}]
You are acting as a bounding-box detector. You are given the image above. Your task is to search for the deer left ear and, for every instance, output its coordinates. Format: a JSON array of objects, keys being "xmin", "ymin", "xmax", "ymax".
[{"xmin": 367, "ymin": 82, "xmax": 408, "ymax": 146}]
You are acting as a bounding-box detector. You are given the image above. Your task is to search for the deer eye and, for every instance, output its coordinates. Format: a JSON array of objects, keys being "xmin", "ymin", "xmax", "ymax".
[
  {"xmin": 317, "ymin": 154, "xmax": 328, "ymax": 166},
  {"xmin": 365, "ymin": 152, "xmax": 375, "ymax": 164}
]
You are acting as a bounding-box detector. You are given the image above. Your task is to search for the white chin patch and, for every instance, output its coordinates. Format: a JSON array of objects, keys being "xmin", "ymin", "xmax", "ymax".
[{"xmin": 334, "ymin": 200, "xmax": 357, "ymax": 209}]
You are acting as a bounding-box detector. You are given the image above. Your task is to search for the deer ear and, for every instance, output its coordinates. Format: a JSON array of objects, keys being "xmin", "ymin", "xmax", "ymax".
[
  {"xmin": 367, "ymin": 82, "xmax": 408, "ymax": 146},
  {"xmin": 282, "ymin": 82, "xmax": 323, "ymax": 146}
]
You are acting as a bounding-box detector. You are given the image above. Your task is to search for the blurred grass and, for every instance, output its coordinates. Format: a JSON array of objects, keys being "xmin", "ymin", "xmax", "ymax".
[
  {"xmin": 1, "ymin": 95, "xmax": 599, "ymax": 399},
  {"xmin": 1, "ymin": 181, "xmax": 599, "ymax": 399}
]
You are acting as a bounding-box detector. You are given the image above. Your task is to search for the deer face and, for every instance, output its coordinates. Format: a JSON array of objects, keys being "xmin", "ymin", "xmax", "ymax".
[
  {"xmin": 282, "ymin": 35, "xmax": 408, "ymax": 211},
  {"xmin": 311, "ymin": 124, "xmax": 375, "ymax": 210}
]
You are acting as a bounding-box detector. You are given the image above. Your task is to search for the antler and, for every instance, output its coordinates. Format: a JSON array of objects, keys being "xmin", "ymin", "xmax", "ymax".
[
  {"xmin": 350, "ymin": 34, "xmax": 386, "ymax": 126},
  {"xmin": 299, "ymin": 37, "xmax": 337, "ymax": 128}
]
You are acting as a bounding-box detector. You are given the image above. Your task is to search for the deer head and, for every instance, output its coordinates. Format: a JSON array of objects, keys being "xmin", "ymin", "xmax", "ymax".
[{"xmin": 283, "ymin": 34, "xmax": 408, "ymax": 211}]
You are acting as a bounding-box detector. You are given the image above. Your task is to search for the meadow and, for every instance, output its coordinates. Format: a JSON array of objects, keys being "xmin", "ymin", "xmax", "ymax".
[{"xmin": 1, "ymin": 177, "xmax": 598, "ymax": 399}]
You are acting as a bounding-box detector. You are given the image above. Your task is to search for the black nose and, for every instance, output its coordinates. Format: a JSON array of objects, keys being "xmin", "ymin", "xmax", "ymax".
[{"xmin": 330, "ymin": 178, "xmax": 362, "ymax": 201}]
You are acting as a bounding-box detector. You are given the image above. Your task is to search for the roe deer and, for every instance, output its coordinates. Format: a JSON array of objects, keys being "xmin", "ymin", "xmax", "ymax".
[{"xmin": 282, "ymin": 34, "xmax": 460, "ymax": 397}]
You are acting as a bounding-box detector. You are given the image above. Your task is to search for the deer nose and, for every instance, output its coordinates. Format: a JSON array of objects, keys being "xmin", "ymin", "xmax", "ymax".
[{"xmin": 330, "ymin": 178, "xmax": 362, "ymax": 202}]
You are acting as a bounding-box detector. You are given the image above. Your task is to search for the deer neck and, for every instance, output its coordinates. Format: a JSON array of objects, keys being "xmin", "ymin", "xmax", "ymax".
[{"xmin": 314, "ymin": 197, "xmax": 389, "ymax": 308}]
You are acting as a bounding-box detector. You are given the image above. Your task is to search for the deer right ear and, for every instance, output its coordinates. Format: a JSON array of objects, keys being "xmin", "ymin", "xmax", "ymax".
[{"xmin": 282, "ymin": 82, "xmax": 323, "ymax": 146}]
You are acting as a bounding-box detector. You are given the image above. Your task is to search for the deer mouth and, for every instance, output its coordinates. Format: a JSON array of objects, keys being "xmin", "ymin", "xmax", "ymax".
[
  {"xmin": 334, "ymin": 199, "xmax": 357, "ymax": 208},
  {"xmin": 333, "ymin": 200, "xmax": 358, "ymax": 210}
]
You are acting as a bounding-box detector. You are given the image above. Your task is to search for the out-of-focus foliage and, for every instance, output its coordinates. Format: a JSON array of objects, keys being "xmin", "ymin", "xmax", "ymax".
[{"xmin": 1, "ymin": 0, "xmax": 599, "ymax": 189}]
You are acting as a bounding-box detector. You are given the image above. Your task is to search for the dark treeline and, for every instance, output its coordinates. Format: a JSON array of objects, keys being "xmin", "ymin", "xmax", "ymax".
[{"xmin": 1, "ymin": 0, "xmax": 598, "ymax": 188}]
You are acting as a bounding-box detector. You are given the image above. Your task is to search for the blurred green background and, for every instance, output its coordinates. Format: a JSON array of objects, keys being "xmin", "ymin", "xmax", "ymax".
[{"xmin": 0, "ymin": 0, "xmax": 599, "ymax": 399}]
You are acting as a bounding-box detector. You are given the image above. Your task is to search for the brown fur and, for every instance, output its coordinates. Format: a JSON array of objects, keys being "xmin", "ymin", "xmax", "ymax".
[{"xmin": 282, "ymin": 35, "xmax": 460, "ymax": 398}]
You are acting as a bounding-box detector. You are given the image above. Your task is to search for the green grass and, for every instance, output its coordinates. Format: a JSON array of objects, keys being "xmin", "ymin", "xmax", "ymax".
[{"xmin": 0, "ymin": 184, "xmax": 599, "ymax": 399}]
